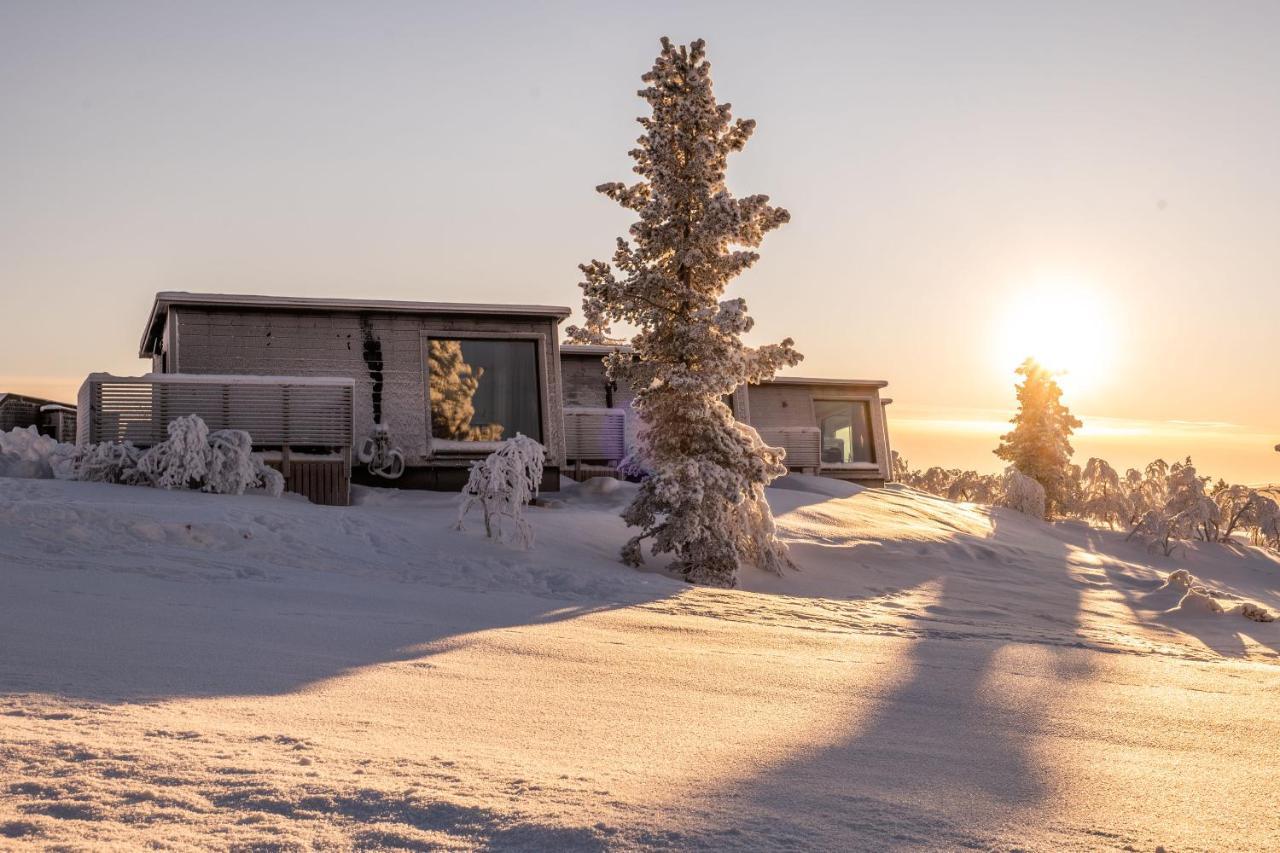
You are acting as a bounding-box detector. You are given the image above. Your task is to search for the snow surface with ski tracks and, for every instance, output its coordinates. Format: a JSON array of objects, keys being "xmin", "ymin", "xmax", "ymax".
[{"xmin": 1, "ymin": 473, "xmax": 1277, "ymax": 850}]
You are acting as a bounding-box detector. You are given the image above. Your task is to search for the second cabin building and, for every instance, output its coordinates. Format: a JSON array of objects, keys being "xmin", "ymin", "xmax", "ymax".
[{"xmin": 561, "ymin": 344, "xmax": 894, "ymax": 487}]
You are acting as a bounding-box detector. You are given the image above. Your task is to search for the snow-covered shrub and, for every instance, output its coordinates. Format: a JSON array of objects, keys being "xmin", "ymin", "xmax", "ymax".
[
  {"xmin": 58, "ymin": 441, "xmax": 142, "ymax": 484},
  {"xmin": 3, "ymin": 415, "xmax": 283, "ymax": 498},
  {"xmin": 456, "ymin": 434, "xmax": 545, "ymax": 549},
  {"xmin": 946, "ymin": 469, "xmax": 1001, "ymax": 504},
  {"xmin": 1129, "ymin": 509, "xmax": 1180, "ymax": 556},
  {"xmin": 566, "ymin": 38, "xmax": 801, "ymax": 588},
  {"xmin": 1248, "ymin": 495, "xmax": 1280, "ymax": 550},
  {"xmin": 205, "ymin": 429, "xmax": 284, "ymax": 497},
  {"xmin": 1000, "ymin": 468, "xmax": 1046, "ymax": 519},
  {"xmin": 135, "ymin": 414, "xmax": 210, "ymax": 489}
]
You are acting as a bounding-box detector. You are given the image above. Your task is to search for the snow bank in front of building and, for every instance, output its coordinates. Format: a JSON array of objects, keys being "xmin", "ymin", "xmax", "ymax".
[{"xmin": 0, "ymin": 425, "xmax": 72, "ymax": 479}]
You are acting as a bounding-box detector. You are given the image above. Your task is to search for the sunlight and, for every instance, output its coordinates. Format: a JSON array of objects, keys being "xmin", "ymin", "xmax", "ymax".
[{"xmin": 995, "ymin": 275, "xmax": 1114, "ymax": 395}]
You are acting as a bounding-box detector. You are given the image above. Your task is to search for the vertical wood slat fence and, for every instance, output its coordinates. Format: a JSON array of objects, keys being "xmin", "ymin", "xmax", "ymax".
[{"xmin": 78, "ymin": 374, "xmax": 355, "ymax": 506}]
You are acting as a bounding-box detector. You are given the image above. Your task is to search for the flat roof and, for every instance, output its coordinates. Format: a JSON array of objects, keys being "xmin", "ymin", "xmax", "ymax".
[
  {"xmin": 763, "ymin": 376, "xmax": 889, "ymax": 389},
  {"xmin": 140, "ymin": 291, "xmax": 573, "ymax": 356},
  {"xmin": 560, "ymin": 343, "xmax": 630, "ymax": 356},
  {"xmin": 0, "ymin": 392, "xmax": 74, "ymax": 409},
  {"xmin": 560, "ymin": 346, "xmax": 888, "ymax": 388}
]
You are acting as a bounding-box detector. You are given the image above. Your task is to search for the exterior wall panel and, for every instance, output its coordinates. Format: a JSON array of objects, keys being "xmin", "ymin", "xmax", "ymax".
[{"xmin": 168, "ymin": 306, "xmax": 565, "ymax": 467}]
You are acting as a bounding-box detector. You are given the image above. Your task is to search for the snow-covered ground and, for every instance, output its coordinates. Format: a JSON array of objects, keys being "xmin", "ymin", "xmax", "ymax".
[{"xmin": 1, "ymin": 474, "xmax": 1278, "ymax": 850}]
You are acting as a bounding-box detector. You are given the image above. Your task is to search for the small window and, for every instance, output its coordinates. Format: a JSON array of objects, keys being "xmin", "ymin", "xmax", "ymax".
[
  {"xmin": 814, "ymin": 399, "xmax": 876, "ymax": 465},
  {"xmin": 427, "ymin": 338, "xmax": 542, "ymax": 442}
]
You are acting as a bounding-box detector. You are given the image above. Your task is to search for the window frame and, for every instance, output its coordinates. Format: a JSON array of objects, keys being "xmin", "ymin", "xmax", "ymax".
[
  {"xmin": 812, "ymin": 396, "xmax": 880, "ymax": 469},
  {"xmin": 420, "ymin": 330, "xmax": 548, "ymax": 456}
]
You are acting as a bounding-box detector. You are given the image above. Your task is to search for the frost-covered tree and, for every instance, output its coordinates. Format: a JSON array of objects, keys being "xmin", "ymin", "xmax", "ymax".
[
  {"xmin": 994, "ymin": 358, "xmax": 1082, "ymax": 517},
  {"xmin": 1001, "ymin": 467, "xmax": 1047, "ymax": 519},
  {"xmin": 1080, "ymin": 457, "xmax": 1129, "ymax": 529},
  {"xmin": 891, "ymin": 450, "xmax": 913, "ymax": 484},
  {"xmin": 567, "ymin": 37, "xmax": 802, "ymax": 587},
  {"xmin": 457, "ymin": 434, "xmax": 545, "ymax": 549},
  {"xmin": 136, "ymin": 414, "xmax": 211, "ymax": 489},
  {"xmin": 1165, "ymin": 458, "xmax": 1220, "ymax": 542}
]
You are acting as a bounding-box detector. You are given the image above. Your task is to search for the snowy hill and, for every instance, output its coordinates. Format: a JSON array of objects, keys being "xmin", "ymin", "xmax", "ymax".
[{"xmin": 2, "ymin": 475, "xmax": 1278, "ymax": 850}]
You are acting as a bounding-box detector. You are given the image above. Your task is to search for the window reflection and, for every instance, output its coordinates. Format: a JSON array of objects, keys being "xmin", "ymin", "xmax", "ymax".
[
  {"xmin": 428, "ymin": 339, "xmax": 541, "ymax": 442},
  {"xmin": 814, "ymin": 399, "xmax": 876, "ymax": 464}
]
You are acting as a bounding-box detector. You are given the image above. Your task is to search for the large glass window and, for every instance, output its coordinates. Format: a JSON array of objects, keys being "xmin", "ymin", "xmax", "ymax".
[
  {"xmin": 814, "ymin": 399, "xmax": 876, "ymax": 465},
  {"xmin": 427, "ymin": 338, "xmax": 542, "ymax": 443}
]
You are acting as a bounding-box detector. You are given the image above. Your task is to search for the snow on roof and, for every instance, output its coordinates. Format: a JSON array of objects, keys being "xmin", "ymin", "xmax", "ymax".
[{"xmin": 140, "ymin": 291, "xmax": 573, "ymax": 356}]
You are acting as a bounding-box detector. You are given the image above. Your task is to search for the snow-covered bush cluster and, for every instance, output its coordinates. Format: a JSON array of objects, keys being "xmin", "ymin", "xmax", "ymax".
[
  {"xmin": 457, "ymin": 434, "xmax": 545, "ymax": 549},
  {"xmin": 1000, "ymin": 469, "xmax": 1046, "ymax": 519},
  {"xmin": 895, "ymin": 450, "xmax": 1280, "ymax": 554},
  {"xmin": 567, "ymin": 37, "xmax": 801, "ymax": 588},
  {"xmin": 0, "ymin": 416, "xmax": 283, "ymax": 497}
]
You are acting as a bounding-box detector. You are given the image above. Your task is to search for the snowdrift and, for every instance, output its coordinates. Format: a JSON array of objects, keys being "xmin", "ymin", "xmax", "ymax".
[{"xmin": 2, "ymin": 473, "xmax": 1278, "ymax": 849}]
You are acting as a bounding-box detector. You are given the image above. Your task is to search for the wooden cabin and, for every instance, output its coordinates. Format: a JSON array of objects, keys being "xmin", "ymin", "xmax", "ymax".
[
  {"xmin": 560, "ymin": 344, "xmax": 894, "ymax": 487},
  {"xmin": 137, "ymin": 292, "xmax": 571, "ymax": 491},
  {"xmin": 0, "ymin": 393, "xmax": 77, "ymax": 443}
]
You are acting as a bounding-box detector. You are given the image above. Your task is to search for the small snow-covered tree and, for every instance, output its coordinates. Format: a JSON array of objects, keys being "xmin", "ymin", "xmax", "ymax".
[
  {"xmin": 891, "ymin": 450, "xmax": 914, "ymax": 484},
  {"xmin": 1248, "ymin": 494, "xmax": 1280, "ymax": 549},
  {"xmin": 1080, "ymin": 457, "xmax": 1129, "ymax": 529},
  {"xmin": 1165, "ymin": 458, "xmax": 1219, "ymax": 541},
  {"xmin": 994, "ymin": 358, "xmax": 1082, "ymax": 517},
  {"xmin": 947, "ymin": 469, "xmax": 1001, "ymax": 504},
  {"xmin": 1001, "ymin": 467, "xmax": 1047, "ymax": 519},
  {"xmin": 136, "ymin": 414, "xmax": 211, "ymax": 489},
  {"xmin": 456, "ymin": 434, "xmax": 545, "ymax": 549},
  {"xmin": 567, "ymin": 37, "xmax": 802, "ymax": 587}
]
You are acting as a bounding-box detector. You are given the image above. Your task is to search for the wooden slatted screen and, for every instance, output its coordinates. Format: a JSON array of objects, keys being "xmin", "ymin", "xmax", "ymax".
[
  {"xmin": 757, "ymin": 426, "xmax": 822, "ymax": 471},
  {"xmin": 563, "ymin": 407, "xmax": 627, "ymax": 462},
  {"xmin": 82, "ymin": 375, "xmax": 353, "ymax": 449}
]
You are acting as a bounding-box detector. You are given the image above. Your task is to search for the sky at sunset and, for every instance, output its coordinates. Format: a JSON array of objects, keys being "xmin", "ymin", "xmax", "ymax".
[{"xmin": 2, "ymin": 1, "xmax": 1278, "ymax": 484}]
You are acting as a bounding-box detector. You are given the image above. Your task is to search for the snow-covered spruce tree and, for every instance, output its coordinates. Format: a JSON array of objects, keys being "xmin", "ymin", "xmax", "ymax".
[
  {"xmin": 993, "ymin": 358, "xmax": 1082, "ymax": 517},
  {"xmin": 567, "ymin": 37, "xmax": 801, "ymax": 588}
]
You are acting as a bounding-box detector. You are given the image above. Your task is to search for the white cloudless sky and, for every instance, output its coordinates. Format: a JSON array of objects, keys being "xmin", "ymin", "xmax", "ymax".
[{"xmin": 2, "ymin": 1, "xmax": 1277, "ymax": 481}]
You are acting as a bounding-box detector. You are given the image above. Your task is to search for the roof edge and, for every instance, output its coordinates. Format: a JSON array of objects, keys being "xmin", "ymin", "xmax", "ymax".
[{"xmin": 140, "ymin": 291, "xmax": 574, "ymax": 357}]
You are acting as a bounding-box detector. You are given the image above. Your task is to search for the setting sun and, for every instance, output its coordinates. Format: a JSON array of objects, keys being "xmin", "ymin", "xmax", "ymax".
[{"xmin": 996, "ymin": 276, "xmax": 1114, "ymax": 394}]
